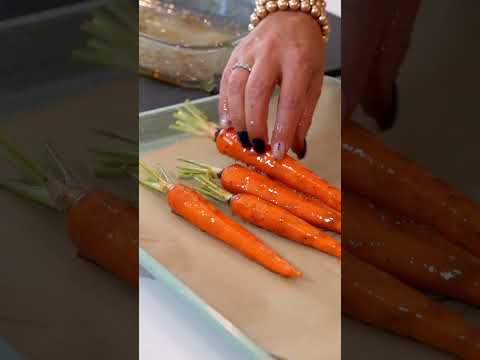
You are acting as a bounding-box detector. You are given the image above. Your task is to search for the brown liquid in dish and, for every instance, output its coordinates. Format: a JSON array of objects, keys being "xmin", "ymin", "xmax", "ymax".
[{"xmin": 139, "ymin": 0, "xmax": 240, "ymax": 47}]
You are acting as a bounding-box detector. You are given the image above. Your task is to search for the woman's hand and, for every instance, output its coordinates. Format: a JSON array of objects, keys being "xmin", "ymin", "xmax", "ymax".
[
  {"xmin": 342, "ymin": 0, "xmax": 421, "ymax": 129},
  {"xmin": 219, "ymin": 11, "xmax": 326, "ymax": 159}
]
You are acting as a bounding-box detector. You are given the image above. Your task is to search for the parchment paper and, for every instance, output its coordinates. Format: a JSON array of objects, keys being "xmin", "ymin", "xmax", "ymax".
[{"xmin": 140, "ymin": 78, "xmax": 341, "ymax": 360}]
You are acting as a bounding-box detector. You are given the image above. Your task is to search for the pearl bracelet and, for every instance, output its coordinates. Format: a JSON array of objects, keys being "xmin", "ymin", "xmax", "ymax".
[{"xmin": 249, "ymin": 0, "xmax": 330, "ymax": 41}]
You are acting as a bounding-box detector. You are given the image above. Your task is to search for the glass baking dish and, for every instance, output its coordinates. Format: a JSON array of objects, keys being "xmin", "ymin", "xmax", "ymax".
[{"xmin": 139, "ymin": 0, "xmax": 253, "ymax": 93}]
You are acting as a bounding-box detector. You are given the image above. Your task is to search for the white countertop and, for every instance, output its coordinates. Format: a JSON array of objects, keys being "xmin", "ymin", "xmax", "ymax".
[{"xmin": 139, "ymin": 276, "xmax": 268, "ymax": 360}]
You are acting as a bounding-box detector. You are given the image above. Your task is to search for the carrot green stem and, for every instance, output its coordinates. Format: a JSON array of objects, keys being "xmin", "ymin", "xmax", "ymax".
[
  {"xmin": 191, "ymin": 174, "xmax": 232, "ymax": 203},
  {"xmin": 0, "ymin": 134, "xmax": 47, "ymax": 184},
  {"xmin": 176, "ymin": 158, "xmax": 222, "ymax": 179},
  {"xmin": 90, "ymin": 148, "xmax": 138, "ymax": 178},
  {"xmin": 0, "ymin": 180, "xmax": 56, "ymax": 209},
  {"xmin": 74, "ymin": 0, "xmax": 137, "ymax": 71},
  {"xmin": 94, "ymin": 163, "xmax": 133, "ymax": 177},
  {"xmin": 0, "ymin": 137, "xmax": 85, "ymax": 211},
  {"xmin": 139, "ymin": 161, "xmax": 173, "ymax": 194},
  {"xmin": 169, "ymin": 101, "xmax": 218, "ymax": 138},
  {"xmin": 45, "ymin": 142, "xmax": 76, "ymax": 184},
  {"xmin": 90, "ymin": 149, "xmax": 138, "ymax": 165}
]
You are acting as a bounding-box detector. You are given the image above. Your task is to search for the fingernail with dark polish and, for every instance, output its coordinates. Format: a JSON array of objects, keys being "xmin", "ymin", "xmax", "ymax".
[
  {"xmin": 252, "ymin": 138, "xmax": 265, "ymax": 154},
  {"xmin": 237, "ymin": 131, "xmax": 252, "ymax": 148},
  {"xmin": 272, "ymin": 142, "xmax": 285, "ymax": 160},
  {"xmin": 298, "ymin": 139, "xmax": 307, "ymax": 159},
  {"xmin": 219, "ymin": 114, "xmax": 232, "ymax": 128}
]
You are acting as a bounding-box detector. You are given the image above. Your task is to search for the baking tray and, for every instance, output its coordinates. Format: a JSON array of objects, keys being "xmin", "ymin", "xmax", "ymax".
[
  {"xmin": 139, "ymin": 77, "xmax": 341, "ymax": 360},
  {"xmin": 140, "ymin": 249, "xmax": 273, "ymax": 360},
  {"xmin": 139, "ymin": 96, "xmax": 277, "ymax": 360}
]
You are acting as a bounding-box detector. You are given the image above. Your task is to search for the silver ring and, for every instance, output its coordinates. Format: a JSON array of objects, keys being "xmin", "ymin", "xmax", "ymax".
[{"xmin": 232, "ymin": 62, "xmax": 253, "ymax": 73}]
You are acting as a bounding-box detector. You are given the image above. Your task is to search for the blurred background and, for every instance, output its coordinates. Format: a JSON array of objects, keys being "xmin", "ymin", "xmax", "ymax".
[
  {"xmin": 0, "ymin": 1, "xmax": 89, "ymax": 20},
  {"xmin": 1, "ymin": 1, "xmax": 138, "ymax": 359},
  {"xmin": 343, "ymin": 1, "xmax": 480, "ymax": 359}
]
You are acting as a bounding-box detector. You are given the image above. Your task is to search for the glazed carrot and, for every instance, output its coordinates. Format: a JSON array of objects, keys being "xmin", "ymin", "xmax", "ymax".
[
  {"xmin": 343, "ymin": 251, "xmax": 480, "ymax": 359},
  {"xmin": 139, "ymin": 162, "xmax": 301, "ymax": 278},
  {"xmin": 393, "ymin": 217, "xmax": 480, "ymax": 267},
  {"xmin": 344, "ymin": 192, "xmax": 480, "ymax": 306},
  {"xmin": 0, "ymin": 137, "xmax": 138, "ymax": 287},
  {"xmin": 170, "ymin": 102, "xmax": 341, "ymax": 211},
  {"xmin": 342, "ymin": 120, "xmax": 480, "ymax": 257},
  {"xmin": 177, "ymin": 159, "xmax": 341, "ymax": 233},
  {"xmin": 215, "ymin": 129, "xmax": 341, "ymax": 211},
  {"xmin": 68, "ymin": 191, "xmax": 139, "ymax": 287},
  {"xmin": 188, "ymin": 174, "xmax": 341, "ymax": 258}
]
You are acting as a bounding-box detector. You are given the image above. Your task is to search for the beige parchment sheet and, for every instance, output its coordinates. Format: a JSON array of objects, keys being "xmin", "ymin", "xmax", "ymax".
[{"xmin": 140, "ymin": 78, "xmax": 341, "ymax": 360}]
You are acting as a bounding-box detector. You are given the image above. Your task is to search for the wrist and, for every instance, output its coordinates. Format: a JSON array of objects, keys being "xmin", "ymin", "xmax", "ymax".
[
  {"xmin": 258, "ymin": 7, "xmax": 325, "ymax": 36},
  {"xmin": 249, "ymin": 0, "xmax": 330, "ymax": 41}
]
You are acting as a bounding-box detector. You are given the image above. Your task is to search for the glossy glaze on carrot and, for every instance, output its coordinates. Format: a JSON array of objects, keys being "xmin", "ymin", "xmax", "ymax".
[
  {"xmin": 220, "ymin": 164, "xmax": 341, "ymax": 233},
  {"xmin": 215, "ymin": 128, "xmax": 341, "ymax": 211},
  {"xmin": 342, "ymin": 120, "xmax": 480, "ymax": 257},
  {"xmin": 67, "ymin": 191, "xmax": 139, "ymax": 287},
  {"xmin": 393, "ymin": 216, "xmax": 480, "ymax": 267},
  {"xmin": 230, "ymin": 193, "xmax": 341, "ymax": 258},
  {"xmin": 166, "ymin": 184, "xmax": 301, "ymax": 278},
  {"xmin": 343, "ymin": 251, "xmax": 480, "ymax": 360},
  {"xmin": 344, "ymin": 192, "xmax": 480, "ymax": 306}
]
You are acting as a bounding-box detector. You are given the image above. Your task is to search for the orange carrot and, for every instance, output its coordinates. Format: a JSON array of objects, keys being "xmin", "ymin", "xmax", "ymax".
[
  {"xmin": 393, "ymin": 217, "xmax": 480, "ymax": 267},
  {"xmin": 177, "ymin": 160, "xmax": 341, "ymax": 233},
  {"xmin": 0, "ymin": 137, "xmax": 139, "ymax": 287},
  {"xmin": 170, "ymin": 102, "xmax": 341, "ymax": 211},
  {"xmin": 189, "ymin": 174, "xmax": 341, "ymax": 258},
  {"xmin": 68, "ymin": 191, "xmax": 139, "ymax": 287},
  {"xmin": 344, "ymin": 192, "xmax": 480, "ymax": 306},
  {"xmin": 343, "ymin": 251, "xmax": 480, "ymax": 359},
  {"xmin": 216, "ymin": 129, "xmax": 341, "ymax": 211},
  {"xmin": 342, "ymin": 120, "xmax": 480, "ymax": 257},
  {"xmin": 221, "ymin": 165, "xmax": 342, "ymax": 233},
  {"xmin": 231, "ymin": 193, "xmax": 341, "ymax": 257},
  {"xmin": 139, "ymin": 162, "xmax": 301, "ymax": 278}
]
